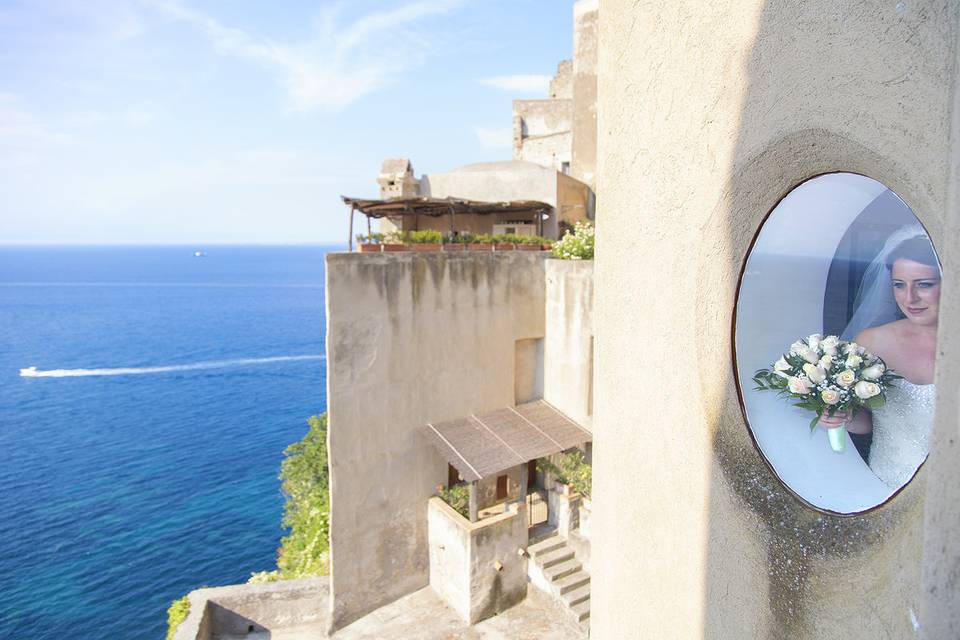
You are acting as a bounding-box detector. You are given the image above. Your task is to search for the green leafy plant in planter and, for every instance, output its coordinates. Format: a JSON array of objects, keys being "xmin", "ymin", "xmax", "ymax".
[
  {"xmin": 356, "ymin": 232, "xmax": 384, "ymax": 244},
  {"xmin": 407, "ymin": 229, "xmax": 443, "ymax": 245},
  {"xmin": 537, "ymin": 450, "xmax": 591, "ymax": 498},
  {"xmin": 438, "ymin": 484, "xmax": 471, "ymax": 519},
  {"xmin": 551, "ymin": 220, "xmax": 594, "ymax": 260}
]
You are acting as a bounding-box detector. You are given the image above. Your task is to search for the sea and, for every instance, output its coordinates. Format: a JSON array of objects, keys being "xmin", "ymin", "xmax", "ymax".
[{"xmin": 0, "ymin": 245, "xmax": 335, "ymax": 640}]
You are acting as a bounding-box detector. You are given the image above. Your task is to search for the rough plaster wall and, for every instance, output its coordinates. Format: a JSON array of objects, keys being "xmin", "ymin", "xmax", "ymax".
[
  {"xmin": 466, "ymin": 504, "xmax": 529, "ymax": 624},
  {"xmin": 592, "ymin": 1, "xmax": 957, "ymax": 639},
  {"xmin": 425, "ymin": 163, "xmax": 558, "ymax": 208},
  {"xmin": 571, "ymin": 0, "xmax": 598, "ymax": 189},
  {"xmin": 920, "ymin": 13, "xmax": 960, "ymax": 638},
  {"xmin": 513, "ymin": 99, "xmax": 573, "ymax": 170},
  {"xmin": 557, "ymin": 172, "xmax": 595, "ymax": 224},
  {"xmin": 551, "ymin": 59, "xmax": 574, "ymax": 99},
  {"xmin": 477, "ymin": 465, "xmax": 522, "ymax": 511},
  {"xmin": 325, "ymin": 252, "xmax": 546, "ymax": 630},
  {"xmin": 544, "ymin": 259, "xmax": 594, "ymax": 431},
  {"xmin": 428, "ymin": 498, "xmax": 472, "ymax": 621}
]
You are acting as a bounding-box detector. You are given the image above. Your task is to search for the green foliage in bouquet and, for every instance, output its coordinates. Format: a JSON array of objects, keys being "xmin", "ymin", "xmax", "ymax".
[
  {"xmin": 753, "ymin": 334, "xmax": 902, "ymax": 431},
  {"xmin": 249, "ymin": 414, "xmax": 330, "ymax": 583},
  {"xmin": 537, "ymin": 450, "xmax": 592, "ymax": 498},
  {"xmin": 551, "ymin": 220, "xmax": 594, "ymax": 260},
  {"xmin": 438, "ymin": 484, "xmax": 470, "ymax": 518}
]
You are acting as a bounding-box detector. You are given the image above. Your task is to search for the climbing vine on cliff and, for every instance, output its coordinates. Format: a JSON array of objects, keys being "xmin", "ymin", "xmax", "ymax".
[{"xmin": 250, "ymin": 413, "xmax": 330, "ymax": 582}]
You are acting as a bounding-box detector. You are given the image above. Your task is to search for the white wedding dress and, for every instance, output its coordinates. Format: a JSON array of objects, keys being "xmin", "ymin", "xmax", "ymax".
[{"xmin": 868, "ymin": 379, "xmax": 936, "ymax": 488}]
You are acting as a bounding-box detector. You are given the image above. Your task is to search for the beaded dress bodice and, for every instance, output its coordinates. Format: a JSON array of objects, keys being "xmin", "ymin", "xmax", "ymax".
[{"xmin": 868, "ymin": 380, "xmax": 935, "ymax": 488}]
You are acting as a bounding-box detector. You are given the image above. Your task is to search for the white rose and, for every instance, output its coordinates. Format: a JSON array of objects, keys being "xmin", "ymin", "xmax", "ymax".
[
  {"xmin": 844, "ymin": 342, "xmax": 860, "ymax": 355},
  {"xmin": 823, "ymin": 345, "xmax": 837, "ymax": 357},
  {"xmin": 789, "ymin": 340, "xmax": 806, "ymax": 355},
  {"xmin": 802, "ymin": 348, "xmax": 821, "ymax": 365},
  {"xmin": 821, "ymin": 335, "xmax": 839, "ymax": 350},
  {"xmin": 819, "ymin": 354, "xmax": 833, "ymax": 369},
  {"xmin": 834, "ymin": 369, "xmax": 856, "ymax": 388},
  {"xmin": 802, "ymin": 363, "xmax": 827, "ymax": 383},
  {"xmin": 861, "ymin": 363, "xmax": 885, "ymax": 380},
  {"xmin": 845, "ymin": 354, "xmax": 862, "ymax": 369},
  {"xmin": 808, "ymin": 334, "xmax": 822, "ymax": 350},
  {"xmin": 788, "ymin": 376, "xmax": 814, "ymax": 395},
  {"xmin": 854, "ymin": 380, "xmax": 881, "ymax": 399},
  {"xmin": 773, "ymin": 357, "xmax": 791, "ymax": 378},
  {"xmin": 821, "ymin": 388, "xmax": 841, "ymax": 405}
]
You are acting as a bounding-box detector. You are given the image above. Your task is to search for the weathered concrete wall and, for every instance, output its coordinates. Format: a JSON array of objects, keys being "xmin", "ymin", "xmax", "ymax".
[
  {"xmin": 550, "ymin": 59, "xmax": 573, "ymax": 99},
  {"xmin": 544, "ymin": 259, "xmax": 594, "ymax": 430},
  {"xmin": 571, "ymin": 0, "xmax": 598, "ymax": 189},
  {"xmin": 173, "ymin": 578, "xmax": 329, "ymax": 640},
  {"xmin": 326, "ymin": 252, "xmax": 546, "ymax": 630},
  {"xmin": 428, "ymin": 497, "xmax": 529, "ymax": 624},
  {"xmin": 593, "ymin": 1, "xmax": 958, "ymax": 639},
  {"xmin": 477, "ymin": 464, "xmax": 522, "ymax": 511},
  {"xmin": 513, "ymin": 99, "xmax": 573, "ymax": 172}
]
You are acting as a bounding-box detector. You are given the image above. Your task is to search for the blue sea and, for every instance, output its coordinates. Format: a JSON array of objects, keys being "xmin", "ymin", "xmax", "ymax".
[{"xmin": 0, "ymin": 246, "xmax": 335, "ymax": 640}]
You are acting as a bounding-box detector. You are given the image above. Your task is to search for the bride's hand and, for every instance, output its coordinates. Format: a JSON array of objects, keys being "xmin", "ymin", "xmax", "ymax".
[{"xmin": 818, "ymin": 411, "xmax": 849, "ymax": 429}]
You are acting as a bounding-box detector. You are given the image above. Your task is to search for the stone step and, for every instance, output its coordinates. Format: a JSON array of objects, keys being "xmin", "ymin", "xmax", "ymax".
[
  {"xmin": 561, "ymin": 583, "xmax": 591, "ymax": 607},
  {"xmin": 571, "ymin": 599, "xmax": 591, "ymax": 623},
  {"xmin": 527, "ymin": 535, "xmax": 565, "ymax": 558},
  {"xmin": 537, "ymin": 546, "xmax": 575, "ymax": 569},
  {"xmin": 555, "ymin": 570, "xmax": 590, "ymax": 595},
  {"xmin": 544, "ymin": 559, "xmax": 581, "ymax": 583}
]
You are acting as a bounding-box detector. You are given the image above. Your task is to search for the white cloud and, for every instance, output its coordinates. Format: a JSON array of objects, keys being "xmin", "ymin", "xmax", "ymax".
[
  {"xmin": 474, "ymin": 125, "xmax": 512, "ymax": 150},
  {"xmin": 143, "ymin": 0, "xmax": 463, "ymax": 112},
  {"xmin": 0, "ymin": 94, "xmax": 73, "ymax": 145},
  {"xmin": 478, "ymin": 74, "xmax": 551, "ymax": 95}
]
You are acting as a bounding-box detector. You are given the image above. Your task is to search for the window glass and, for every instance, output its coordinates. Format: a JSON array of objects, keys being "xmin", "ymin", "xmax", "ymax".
[{"xmin": 735, "ymin": 173, "xmax": 940, "ymax": 513}]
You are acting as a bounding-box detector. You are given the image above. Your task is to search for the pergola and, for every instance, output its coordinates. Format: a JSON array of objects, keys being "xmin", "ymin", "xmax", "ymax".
[
  {"xmin": 341, "ymin": 195, "xmax": 553, "ymax": 250},
  {"xmin": 423, "ymin": 399, "xmax": 592, "ymax": 522}
]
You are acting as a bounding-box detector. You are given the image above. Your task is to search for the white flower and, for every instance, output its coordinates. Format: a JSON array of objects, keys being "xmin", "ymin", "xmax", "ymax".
[
  {"xmin": 861, "ymin": 363, "xmax": 885, "ymax": 380},
  {"xmin": 834, "ymin": 369, "xmax": 857, "ymax": 388},
  {"xmin": 789, "ymin": 340, "xmax": 806, "ymax": 355},
  {"xmin": 802, "ymin": 363, "xmax": 827, "ymax": 383},
  {"xmin": 821, "ymin": 388, "xmax": 841, "ymax": 405},
  {"xmin": 821, "ymin": 335, "xmax": 839, "ymax": 351},
  {"xmin": 845, "ymin": 354, "xmax": 863, "ymax": 369},
  {"xmin": 798, "ymin": 346, "xmax": 820, "ymax": 365},
  {"xmin": 819, "ymin": 355, "xmax": 833, "ymax": 369},
  {"xmin": 773, "ymin": 357, "xmax": 791, "ymax": 378},
  {"xmin": 844, "ymin": 342, "xmax": 860, "ymax": 355},
  {"xmin": 788, "ymin": 376, "xmax": 814, "ymax": 395},
  {"xmin": 808, "ymin": 334, "xmax": 822, "ymax": 350},
  {"xmin": 854, "ymin": 380, "xmax": 881, "ymax": 399}
]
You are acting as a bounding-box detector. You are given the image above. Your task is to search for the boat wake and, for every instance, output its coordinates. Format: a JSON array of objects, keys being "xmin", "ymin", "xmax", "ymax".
[{"xmin": 19, "ymin": 355, "xmax": 325, "ymax": 378}]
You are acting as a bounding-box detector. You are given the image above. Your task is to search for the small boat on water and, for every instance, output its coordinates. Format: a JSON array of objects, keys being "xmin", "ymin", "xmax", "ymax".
[
  {"xmin": 20, "ymin": 366, "xmax": 38, "ymax": 377},
  {"xmin": 193, "ymin": 250, "xmax": 207, "ymax": 257}
]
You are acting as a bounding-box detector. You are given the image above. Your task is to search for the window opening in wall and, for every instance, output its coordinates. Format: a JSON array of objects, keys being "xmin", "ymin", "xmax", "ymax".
[
  {"xmin": 735, "ymin": 172, "xmax": 941, "ymax": 515},
  {"xmin": 496, "ymin": 475, "xmax": 508, "ymax": 500}
]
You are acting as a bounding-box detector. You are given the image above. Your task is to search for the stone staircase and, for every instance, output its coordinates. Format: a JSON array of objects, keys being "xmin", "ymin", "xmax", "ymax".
[{"xmin": 527, "ymin": 532, "xmax": 590, "ymax": 625}]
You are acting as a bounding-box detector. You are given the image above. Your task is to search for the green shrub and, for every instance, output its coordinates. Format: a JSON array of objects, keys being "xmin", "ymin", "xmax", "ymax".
[
  {"xmin": 408, "ymin": 229, "xmax": 443, "ymax": 244},
  {"xmin": 249, "ymin": 414, "xmax": 331, "ymax": 582},
  {"xmin": 472, "ymin": 233, "xmax": 494, "ymax": 244},
  {"xmin": 438, "ymin": 484, "xmax": 470, "ymax": 519},
  {"xmin": 355, "ymin": 232, "xmax": 384, "ymax": 244},
  {"xmin": 551, "ymin": 220, "xmax": 594, "ymax": 260},
  {"xmin": 166, "ymin": 596, "xmax": 190, "ymax": 640},
  {"xmin": 537, "ymin": 450, "xmax": 591, "ymax": 498}
]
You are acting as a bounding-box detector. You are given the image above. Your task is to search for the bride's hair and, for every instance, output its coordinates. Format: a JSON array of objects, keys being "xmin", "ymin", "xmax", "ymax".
[{"xmin": 885, "ymin": 235, "xmax": 939, "ymax": 271}]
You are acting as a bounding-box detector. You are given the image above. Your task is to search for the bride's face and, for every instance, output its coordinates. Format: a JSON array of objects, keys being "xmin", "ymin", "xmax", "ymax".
[{"xmin": 892, "ymin": 258, "xmax": 941, "ymax": 326}]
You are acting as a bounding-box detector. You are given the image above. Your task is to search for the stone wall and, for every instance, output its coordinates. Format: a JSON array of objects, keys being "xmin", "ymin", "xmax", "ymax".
[
  {"xmin": 571, "ymin": 0, "xmax": 598, "ymax": 189},
  {"xmin": 544, "ymin": 259, "xmax": 594, "ymax": 430},
  {"xmin": 592, "ymin": 1, "xmax": 959, "ymax": 639},
  {"xmin": 428, "ymin": 497, "xmax": 529, "ymax": 624},
  {"xmin": 512, "ymin": 99, "xmax": 573, "ymax": 172},
  {"xmin": 325, "ymin": 252, "xmax": 546, "ymax": 630}
]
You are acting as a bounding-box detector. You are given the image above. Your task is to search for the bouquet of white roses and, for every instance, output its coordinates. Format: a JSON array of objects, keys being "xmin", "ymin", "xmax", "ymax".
[{"xmin": 753, "ymin": 334, "xmax": 902, "ymax": 452}]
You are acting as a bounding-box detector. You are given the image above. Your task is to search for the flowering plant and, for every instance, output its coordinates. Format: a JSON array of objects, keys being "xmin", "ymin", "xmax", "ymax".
[
  {"xmin": 753, "ymin": 334, "xmax": 902, "ymax": 452},
  {"xmin": 551, "ymin": 220, "xmax": 594, "ymax": 260}
]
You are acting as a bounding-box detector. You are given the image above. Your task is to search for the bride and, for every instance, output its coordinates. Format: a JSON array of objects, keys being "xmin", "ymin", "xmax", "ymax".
[{"xmin": 819, "ymin": 227, "xmax": 940, "ymax": 488}]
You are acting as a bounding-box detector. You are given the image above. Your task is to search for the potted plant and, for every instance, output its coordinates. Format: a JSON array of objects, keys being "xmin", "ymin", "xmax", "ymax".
[
  {"xmin": 442, "ymin": 232, "xmax": 467, "ymax": 251},
  {"xmin": 356, "ymin": 233, "xmax": 382, "ymax": 253},
  {"xmin": 517, "ymin": 235, "xmax": 543, "ymax": 252},
  {"xmin": 382, "ymin": 230, "xmax": 408, "ymax": 252},
  {"xmin": 408, "ymin": 229, "xmax": 442, "ymax": 251},
  {"xmin": 468, "ymin": 233, "xmax": 494, "ymax": 251},
  {"xmin": 492, "ymin": 234, "xmax": 515, "ymax": 251}
]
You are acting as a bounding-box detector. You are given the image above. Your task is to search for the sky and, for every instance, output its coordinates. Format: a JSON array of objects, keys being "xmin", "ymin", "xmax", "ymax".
[{"xmin": 0, "ymin": 0, "xmax": 575, "ymax": 244}]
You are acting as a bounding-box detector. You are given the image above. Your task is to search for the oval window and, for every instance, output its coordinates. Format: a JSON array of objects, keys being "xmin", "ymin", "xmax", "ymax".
[{"xmin": 735, "ymin": 173, "xmax": 941, "ymax": 514}]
